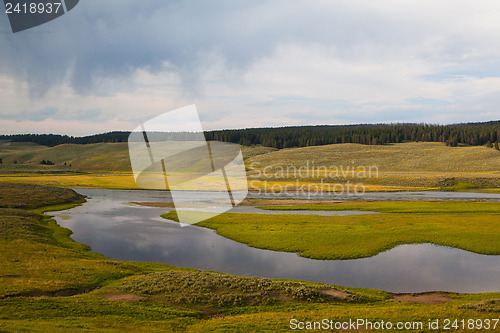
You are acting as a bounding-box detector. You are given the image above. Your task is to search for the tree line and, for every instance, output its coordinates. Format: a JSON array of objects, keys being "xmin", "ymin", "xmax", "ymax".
[
  {"xmin": 204, "ymin": 122, "xmax": 500, "ymax": 149},
  {"xmin": 1, "ymin": 121, "xmax": 499, "ymax": 149},
  {"xmin": 0, "ymin": 131, "xmax": 130, "ymax": 147}
]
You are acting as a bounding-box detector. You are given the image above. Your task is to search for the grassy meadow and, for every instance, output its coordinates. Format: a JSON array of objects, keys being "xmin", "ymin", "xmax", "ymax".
[
  {"xmin": 246, "ymin": 142, "xmax": 500, "ymax": 190},
  {"xmin": 162, "ymin": 201, "xmax": 500, "ymax": 260},
  {"xmin": 0, "ymin": 139, "xmax": 499, "ymax": 331},
  {"xmin": 0, "ymin": 183, "xmax": 498, "ymax": 332},
  {"xmin": 1, "ymin": 141, "xmax": 499, "ymax": 191},
  {"xmin": 258, "ymin": 200, "xmax": 500, "ymax": 214}
]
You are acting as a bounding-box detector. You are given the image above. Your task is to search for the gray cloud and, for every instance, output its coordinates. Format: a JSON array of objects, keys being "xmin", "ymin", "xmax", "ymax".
[
  {"xmin": 0, "ymin": 106, "xmax": 106, "ymax": 122},
  {"xmin": 1, "ymin": 0, "xmax": 500, "ymax": 132},
  {"xmin": 2, "ymin": 0, "xmax": 479, "ymax": 96}
]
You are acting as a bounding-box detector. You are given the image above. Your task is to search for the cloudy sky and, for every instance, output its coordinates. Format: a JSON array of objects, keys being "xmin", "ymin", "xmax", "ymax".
[{"xmin": 1, "ymin": 0, "xmax": 500, "ymax": 135}]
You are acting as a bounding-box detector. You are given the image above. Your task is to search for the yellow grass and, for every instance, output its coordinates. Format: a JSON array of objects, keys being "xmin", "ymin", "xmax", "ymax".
[
  {"xmin": 0, "ymin": 173, "xmax": 139, "ymax": 189},
  {"xmin": 1, "ymin": 141, "xmax": 499, "ymax": 191}
]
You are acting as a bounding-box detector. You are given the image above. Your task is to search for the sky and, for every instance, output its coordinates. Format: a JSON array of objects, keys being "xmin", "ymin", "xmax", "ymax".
[{"xmin": 1, "ymin": 0, "xmax": 500, "ymax": 136}]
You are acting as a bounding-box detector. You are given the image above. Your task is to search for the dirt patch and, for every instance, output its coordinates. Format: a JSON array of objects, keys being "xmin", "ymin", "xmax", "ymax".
[
  {"xmin": 103, "ymin": 293, "xmax": 146, "ymax": 301},
  {"xmin": 392, "ymin": 292, "xmax": 453, "ymax": 304},
  {"xmin": 319, "ymin": 288, "xmax": 350, "ymax": 299}
]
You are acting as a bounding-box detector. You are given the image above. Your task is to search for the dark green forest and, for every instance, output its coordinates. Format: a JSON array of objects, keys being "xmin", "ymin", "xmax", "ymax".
[
  {"xmin": 205, "ymin": 121, "xmax": 500, "ymax": 148},
  {"xmin": 1, "ymin": 121, "xmax": 499, "ymax": 149}
]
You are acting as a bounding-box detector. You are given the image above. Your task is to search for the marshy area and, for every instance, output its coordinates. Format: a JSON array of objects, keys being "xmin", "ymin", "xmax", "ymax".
[{"xmin": 0, "ymin": 183, "xmax": 498, "ymax": 331}]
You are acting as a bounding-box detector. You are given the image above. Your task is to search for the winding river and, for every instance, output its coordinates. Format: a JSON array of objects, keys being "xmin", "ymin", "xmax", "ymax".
[{"xmin": 50, "ymin": 189, "xmax": 500, "ymax": 293}]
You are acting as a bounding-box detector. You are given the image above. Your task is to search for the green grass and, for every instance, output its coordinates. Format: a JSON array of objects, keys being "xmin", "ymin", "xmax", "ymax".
[
  {"xmin": 439, "ymin": 181, "xmax": 480, "ymax": 191},
  {"xmin": 481, "ymin": 188, "xmax": 500, "ymax": 193},
  {"xmin": 2, "ymin": 293, "xmax": 499, "ymax": 332},
  {"xmin": 1, "ymin": 183, "xmax": 499, "ymax": 332},
  {"xmin": 0, "ymin": 141, "xmax": 131, "ymax": 172},
  {"xmin": 257, "ymin": 200, "xmax": 500, "ymax": 214},
  {"xmin": 0, "ymin": 183, "xmax": 85, "ymax": 209},
  {"xmin": 0, "ymin": 297, "xmax": 203, "ymax": 332},
  {"xmin": 116, "ymin": 271, "xmax": 368, "ymax": 312},
  {"xmin": 162, "ymin": 201, "xmax": 500, "ymax": 260},
  {"xmin": 0, "ymin": 141, "xmax": 275, "ymax": 173}
]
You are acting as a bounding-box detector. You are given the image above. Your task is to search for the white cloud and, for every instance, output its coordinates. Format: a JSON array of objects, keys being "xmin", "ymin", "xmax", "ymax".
[{"xmin": 1, "ymin": 0, "xmax": 500, "ymax": 135}]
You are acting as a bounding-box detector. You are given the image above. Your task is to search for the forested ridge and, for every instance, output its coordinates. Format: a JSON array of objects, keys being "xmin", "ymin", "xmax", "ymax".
[
  {"xmin": 1, "ymin": 121, "xmax": 499, "ymax": 149},
  {"xmin": 205, "ymin": 121, "xmax": 500, "ymax": 148}
]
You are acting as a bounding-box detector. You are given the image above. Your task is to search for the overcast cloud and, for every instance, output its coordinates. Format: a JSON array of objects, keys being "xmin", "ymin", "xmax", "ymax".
[{"xmin": 1, "ymin": 0, "xmax": 500, "ymax": 135}]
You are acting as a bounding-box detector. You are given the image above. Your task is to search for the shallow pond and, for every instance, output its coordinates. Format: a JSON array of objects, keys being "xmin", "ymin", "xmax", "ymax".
[{"xmin": 50, "ymin": 189, "xmax": 500, "ymax": 293}]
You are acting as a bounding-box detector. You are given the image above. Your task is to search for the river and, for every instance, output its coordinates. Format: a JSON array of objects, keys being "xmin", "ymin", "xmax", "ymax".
[{"xmin": 49, "ymin": 189, "xmax": 500, "ymax": 293}]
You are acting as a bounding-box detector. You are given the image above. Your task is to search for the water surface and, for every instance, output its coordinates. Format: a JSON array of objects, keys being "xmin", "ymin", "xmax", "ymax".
[{"xmin": 50, "ymin": 189, "xmax": 500, "ymax": 293}]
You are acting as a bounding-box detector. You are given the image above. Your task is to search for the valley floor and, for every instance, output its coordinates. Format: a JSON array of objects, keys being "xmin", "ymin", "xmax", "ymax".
[{"xmin": 0, "ymin": 183, "xmax": 498, "ymax": 332}]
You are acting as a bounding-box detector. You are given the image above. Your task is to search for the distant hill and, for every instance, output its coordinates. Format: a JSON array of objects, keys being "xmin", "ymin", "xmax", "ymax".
[
  {"xmin": 1, "ymin": 140, "xmax": 499, "ymax": 188},
  {"xmin": 1, "ymin": 120, "xmax": 499, "ymax": 149},
  {"xmin": 248, "ymin": 142, "xmax": 500, "ymax": 174},
  {"xmin": 246, "ymin": 142, "xmax": 500, "ymax": 188},
  {"xmin": 0, "ymin": 141, "xmax": 276, "ymax": 172},
  {"xmin": 0, "ymin": 142, "xmax": 132, "ymax": 171}
]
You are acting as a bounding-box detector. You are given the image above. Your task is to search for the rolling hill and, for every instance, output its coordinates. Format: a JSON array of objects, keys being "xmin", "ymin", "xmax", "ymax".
[
  {"xmin": 0, "ymin": 141, "xmax": 276, "ymax": 172},
  {"xmin": 1, "ymin": 140, "xmax": 499, "ymax": 189}
]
